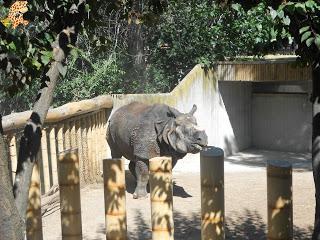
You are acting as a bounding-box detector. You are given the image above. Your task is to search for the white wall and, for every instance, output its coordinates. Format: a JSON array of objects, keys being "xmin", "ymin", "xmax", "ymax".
[
  {"xmin": 252, "ymin": 93, "xmax": 312, "ymax": 152},
  {"xmin": 219, "ymin": 82, "xmax": 252, "ymax": 151},
  {"xmin": 108, "ymin": 64, "xmax": 312, "ymax": 171}
]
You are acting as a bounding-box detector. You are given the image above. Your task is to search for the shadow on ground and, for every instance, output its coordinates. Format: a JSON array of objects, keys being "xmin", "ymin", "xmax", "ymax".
[
  {"xmin": 224, "ymin": 148, "xmax": 312, "ymax": 172},
  {"xmin": 125, "ymin": 170, "xmax": 192, "ymax": 198},
  {"xmin": 93, "ymin": 209, "xmax": 312, "ymax": 240}
]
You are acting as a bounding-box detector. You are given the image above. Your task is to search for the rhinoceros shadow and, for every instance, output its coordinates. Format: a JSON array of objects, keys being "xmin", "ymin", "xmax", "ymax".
[{"xmin": 125, "ymin": 170, "xmax": 192, "ymax": 198}]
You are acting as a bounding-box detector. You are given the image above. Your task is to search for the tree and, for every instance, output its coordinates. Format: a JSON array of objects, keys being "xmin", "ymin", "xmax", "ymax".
[
  {"xmin": 0, "ymin": 0, "xmax": 104, "ymax": 238},
  {"xmin": 270, "ymin": 1, "xmax": 320, "ymax": 239}
]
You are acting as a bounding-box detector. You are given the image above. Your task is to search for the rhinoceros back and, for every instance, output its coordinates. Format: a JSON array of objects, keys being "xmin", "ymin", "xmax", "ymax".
[{"xmin": 107, "ymin": 102, "xmax": 152, "ymax": 160}]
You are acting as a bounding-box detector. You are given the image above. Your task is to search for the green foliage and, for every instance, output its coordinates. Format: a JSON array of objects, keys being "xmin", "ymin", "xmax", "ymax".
[
  {"xmin": 53, "ymin": 54, "xmax": 125, "ymax": 106},
  {"xmin": 0, "ymin": 0, "xmax": 106, "ymax": 95},
  {"xmin": 270, "ymin": 0, "xmax": 320, "ymax": 65},
  {"xmin": 146, "ymin": 0, "xmax": 276, "ymax": 89},
  {"xmin": 0, "ymin": 72, "xmax": 40, "ymax": 115}
]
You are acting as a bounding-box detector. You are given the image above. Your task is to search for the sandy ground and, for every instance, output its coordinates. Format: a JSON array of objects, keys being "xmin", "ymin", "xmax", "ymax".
[{"xmin": 41, "ymin": 149, "xmax": 314, "ymax": 240}]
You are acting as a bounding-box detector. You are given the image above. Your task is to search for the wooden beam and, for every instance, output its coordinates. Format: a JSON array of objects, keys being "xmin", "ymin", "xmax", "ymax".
[{"xmin": 2, "ymin": 95, "xmax": 113, "ymax": 132}]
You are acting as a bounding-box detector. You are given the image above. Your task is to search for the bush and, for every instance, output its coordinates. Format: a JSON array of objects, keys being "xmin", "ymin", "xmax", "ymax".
[{"xmin": 53, "ymin": 54, "xmax": 125, "ymax": 107}]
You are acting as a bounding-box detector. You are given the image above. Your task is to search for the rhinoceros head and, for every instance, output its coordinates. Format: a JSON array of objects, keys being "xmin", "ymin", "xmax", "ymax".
[{"xmin": 157, "ymin": 104, "xmax": 208, "ymax": 154}]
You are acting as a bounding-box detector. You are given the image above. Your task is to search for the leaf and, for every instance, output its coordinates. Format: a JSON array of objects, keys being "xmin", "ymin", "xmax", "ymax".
[
  {"xmin": 277, "ymin": 10, "xmax": 284, "ymax": 18},
  {"xmin": 306, "ymin": 37, "xmax": 314, "ymax": 47},
  {"xmin": 315, "ymin": 35, "xmax": 320, "ymax": 50},
  {"xmin": 40, "ymin": 54, "xmax": 50, "ymax": 65},
  {"xmin": 269, "ymin": 8, "xmax": 278, "ymax": 19},
  {"xmin": 305, "ymin": 0, "xmax": 316, "ymax": 11},
  {"xmin": 40, "ymin": 50, "xmax": 53, "ymax": 58},
  {"xmin": 57, "ymin": 64, "xmax": 67, "ymax": 77},
  {"xmin": 271, "ymin": 28, "xmax": 278, "ymax": 42},
  {"xmin": 8, "ymin": 42, "xmax": 16, "ymax": 51},
  {"xmin": 295, "ymin": 3, "xmax": 307, "ymax": 14},
  {"xmin": 299, "ymin": 26, "xmax": 310, "ymax": 34},
  {"xmin": 32, "ymin": 59, "xmax": 41, "ymax": 70},
  {"xmin": 301, "ymin": 31, "xmax": 312, "ymax": 42},
  {"xmin": 231, "ymin": 3, "xmax": 241, "ymax": 12},
  {"xmin": 282, "ymin": 16, "xmax": 290, "ymax": 25},
  {"xmin": 44, "ymin": 33, "xmax": 53, "ymax": 43}
]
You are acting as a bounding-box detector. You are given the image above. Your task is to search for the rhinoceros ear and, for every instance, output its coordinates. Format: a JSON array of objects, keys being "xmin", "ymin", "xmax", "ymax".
[{"xmin": 168, "ymin": 106, "xmax": 182, "ymax": 118}]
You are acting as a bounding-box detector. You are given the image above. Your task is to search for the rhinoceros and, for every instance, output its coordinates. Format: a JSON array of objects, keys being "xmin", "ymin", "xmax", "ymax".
[{"xmin": 106, "ymin": 101, "xmax": 208, "ymax": 198}]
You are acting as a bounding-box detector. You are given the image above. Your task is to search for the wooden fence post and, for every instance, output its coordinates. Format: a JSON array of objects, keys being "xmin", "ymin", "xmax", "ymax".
[
  {"xmin": 267, "ymin": 160, "xmax": 293, "ymax": 240},
  {"xmin": 9, "ymin": 134, "xmax": 17, "ymax": 184},
  {"xmin": 149, "ymin": 156, "xmax": 174, "ymax": 240},
  {"xmin": 58, "ymin": 149, "xmax": 82, "ymax": 240},
  {"xmin": 200, "ymin": 146, "xmax": 225, "ymax": 240},
  {"xmin": 87, "ymin": 117, "xmax": 93, "ymax": 182},
  {"xmin": 49, "ymin": 126, "xmax": 58, "ymax": 185},
  {"xmin": 26, "ymin": 158, "xmax": 43, "ymax": 240},
  {"xmin": 92, "ymin": 114, "xmax": 98, "ymax": 180},
  {"xmin": 103, "ymin": 158, "xmax": 127, "ymax": 240},
  {"xmin": 81, "ymin": 118, "xmax": 89, "ymax": 183},
  {"xmin": 40, "ymin": 128, "xmax": 50, "ymax": 193}
]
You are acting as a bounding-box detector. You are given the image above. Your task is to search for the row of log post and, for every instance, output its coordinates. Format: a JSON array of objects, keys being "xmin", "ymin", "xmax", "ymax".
[
  {"xmin": 25, "ymin": 145, "xmax": 293, "ymax": 240},
  {"xmin": 102, "ymin": 147, "xmax": 292, "ymax": 240}
]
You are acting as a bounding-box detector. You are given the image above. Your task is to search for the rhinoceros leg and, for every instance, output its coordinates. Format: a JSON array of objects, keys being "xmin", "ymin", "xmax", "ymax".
[
  {"xmin": 128, "ymin": 161, "xmax": 137, "ymax": 179},
  {"xmin": 133, "ymin": 159, "xmax": 149, "ymax": 199}
]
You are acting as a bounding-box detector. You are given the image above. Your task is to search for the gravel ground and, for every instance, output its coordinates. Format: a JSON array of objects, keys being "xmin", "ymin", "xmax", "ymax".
[{"xmin": 42, "ymin": 172, "xmax": 314, "ymax": 239}]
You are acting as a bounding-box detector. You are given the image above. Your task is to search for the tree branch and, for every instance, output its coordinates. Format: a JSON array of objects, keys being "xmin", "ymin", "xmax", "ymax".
[
  {"xmin": 0, "ymin": 115, "xmax": 24, "ymax": 239},
  {"xmin": 12, "ymin": 1, "xmax": 85, "ymax": 222}
]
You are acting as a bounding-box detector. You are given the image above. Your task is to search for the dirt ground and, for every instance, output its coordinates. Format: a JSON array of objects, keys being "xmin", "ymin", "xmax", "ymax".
[{"xmin": 41, "ymin": 168, "xmax": 314, "ymax": 240}]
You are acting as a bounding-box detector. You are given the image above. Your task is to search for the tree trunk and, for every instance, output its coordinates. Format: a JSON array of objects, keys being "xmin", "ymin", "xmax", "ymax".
[
  {"xmin": 125, "ymin": 0, "xmax": 146, "ymax": 91},
  {"xmin": 0, "ymin": 118, "xmax": 24, "ymax": 239},
  {"xmin": 13, "ymin": 28, "xmax": 73, "ymax": 222},
  {"xmin": 312, "ymin": 63, "xmax": 320, "ymax": 240}
]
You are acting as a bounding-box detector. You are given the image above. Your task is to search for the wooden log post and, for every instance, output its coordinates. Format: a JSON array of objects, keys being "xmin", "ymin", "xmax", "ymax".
[
  {"xmin": 49, "ymin": 126, "xmax": 58, "ymax": 185},
  {"xmin": 92, "ymin": 114, "xmax": 97, "ymax": 180},
  {"xmin": 70, "ymin": 120, "xmax": 77, "ymax": 150},
  {"xmin": 40, "ymin": 128, "xmax": 50, "ymax": 193},
  {"xmin": 149, "ymin": 156, "xmax": 174, "ymax": 240},
  {"xmin": 103, "ymin": 158, "xmax": 127, "ymax": 240},
  {"xmin": 200, "ymin": 146, "xmax": 225, "ymax": 240},
  {"xmin": 81, "ymin": 117, "xmax": 89, "ymax": 183},
  {"xmin": 58, "ymin": 149, "xmax": 82, "ymax": 240},
  {"xmin": 63, "ymin": 121, "xmax": 71, "ymax": 151},
  {"xmin": 9, "ymin": 134, "xmax": 17, "ymax": 184},
  {"xmin": 75, "ymin": 119, "xmax": 84, "ymax": 185},
  {"xmin": 267, "ymin": 160, "xmax": 293, "ymax": 240},
  {"xmin": 87, "ymin": 116, "xmax": 93, "ymax": 182},
  {"xmin": 26, "ymin": 158, "xmax": 43, "ymax": 240},
  {"xmin": 98, "ymin": 111, "xmax": 104, "ymax": 173},
  {"xmin": 57, "ymin": 123, "xmax": 64, "ymax": 154}
]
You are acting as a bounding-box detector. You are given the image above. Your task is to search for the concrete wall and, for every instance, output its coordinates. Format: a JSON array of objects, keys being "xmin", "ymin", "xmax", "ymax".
[
  {"xmin": 109, "ymin": 63, "xmax": 311, "ymax": 161},
  {"xmin": 219, "ymin": 82, "xmax": 252, "ymax": 151},
  {"xmin": 252, "ymin": 93, "xmax": 312, "ymax": 152}
]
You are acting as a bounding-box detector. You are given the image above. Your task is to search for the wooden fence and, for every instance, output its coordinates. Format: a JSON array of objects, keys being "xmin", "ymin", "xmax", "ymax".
[{"xmin": 2, "ymin": 95, "xmax": 113, "ymax": 193}]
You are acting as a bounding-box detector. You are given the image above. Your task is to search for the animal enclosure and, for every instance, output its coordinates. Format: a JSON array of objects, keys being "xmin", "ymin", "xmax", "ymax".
[{"xmin": 24, "ymin": 146, "xmax": 293, "ymax": 240}]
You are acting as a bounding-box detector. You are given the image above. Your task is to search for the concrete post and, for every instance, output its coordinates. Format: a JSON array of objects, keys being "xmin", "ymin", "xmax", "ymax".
[
  {"xmin": 267, "ymin": 160, "xmax": 293, "ymax": 240},
  {"xmin": 103, "ymin": 158, "xmax": 127, "ymax": 240},
  {"xmin": 149, "ymin": 156, "xmax": 174, "ymax": 240},
  {"xmin": 200, "ymin": 146, "xmax": 225, "ymax": 240},
  {"xmin": 58, "ymin": 149, "xmax": 82, "ymax": 240}
]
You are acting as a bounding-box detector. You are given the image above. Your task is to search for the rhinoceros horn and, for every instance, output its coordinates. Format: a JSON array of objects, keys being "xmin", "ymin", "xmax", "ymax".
[{"xmin": 189, "ymin": 104, "xmax": 197, "ymax": 115}]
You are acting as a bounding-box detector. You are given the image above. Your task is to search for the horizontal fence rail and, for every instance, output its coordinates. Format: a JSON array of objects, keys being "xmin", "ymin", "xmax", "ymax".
[{"xmin": 3, "ymin": 95, "xmax": 113, "ymax": 195}]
